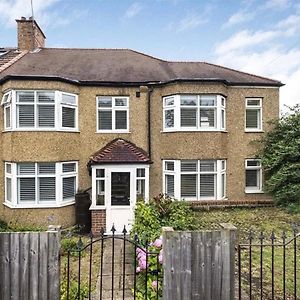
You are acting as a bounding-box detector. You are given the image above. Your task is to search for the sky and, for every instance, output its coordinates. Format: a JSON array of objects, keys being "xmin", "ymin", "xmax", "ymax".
[{"xmin": 1, "ymin": 0, "xmax": 300, "ymax": 111}]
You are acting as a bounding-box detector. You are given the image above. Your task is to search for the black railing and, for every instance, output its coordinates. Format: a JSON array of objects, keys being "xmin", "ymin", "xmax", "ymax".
[
  {"xmin": 238, "ymin": 226, "xmax": 299, "ymax": 300},
  {"xmin": 63, "ymin": 225, "xmax": 162, "ymax": 300}
]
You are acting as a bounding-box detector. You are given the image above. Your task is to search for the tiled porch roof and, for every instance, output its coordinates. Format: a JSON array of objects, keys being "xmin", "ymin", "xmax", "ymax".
[{"xmin": 88, "ymin": 138, "xmax": 151, "ymax": 165}]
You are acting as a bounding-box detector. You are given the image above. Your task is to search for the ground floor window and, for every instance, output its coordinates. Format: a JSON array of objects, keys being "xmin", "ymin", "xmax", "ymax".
[
  {"xmin": 4, "ymin": 161, "xmax": 78, "ymax": 207},
  {"xmin": 245, "ymin": 159, "xmax": 262, "ymax": 193},
  {"xmin": 163, "ymin": 159, "xmax": 226, "ymax": 200}
]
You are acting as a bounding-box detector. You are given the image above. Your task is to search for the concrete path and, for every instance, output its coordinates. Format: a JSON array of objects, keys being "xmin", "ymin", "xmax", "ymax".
[{"xmin": 92, "ymin": 237, "xmax": 135, "ymax": 300}]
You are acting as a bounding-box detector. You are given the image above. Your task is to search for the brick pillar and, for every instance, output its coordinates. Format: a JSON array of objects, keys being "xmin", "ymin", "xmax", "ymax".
[{"xmin": 91, "ymin": 210, "xmax": 106, "ymax": 236}]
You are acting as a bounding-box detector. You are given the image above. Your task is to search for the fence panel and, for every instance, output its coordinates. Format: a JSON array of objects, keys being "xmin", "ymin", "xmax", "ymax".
[
  {"xmin": 0, "ymin": 231, "xmax": 60, "ymax": 300},
  {"xmin": 163, "ymin": 225, "xmax": 236, "ymax": 300}
]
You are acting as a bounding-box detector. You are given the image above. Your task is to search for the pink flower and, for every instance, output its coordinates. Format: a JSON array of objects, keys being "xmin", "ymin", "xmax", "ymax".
[
  {"xmin": 153, "ymin": 238, "xmax": 162, "ymax": 248},
  {"xmin": 139, "ymin": 258, "xmax": 147, "ymax": 270},
  {"xmin": 159, "ymin": 253, "xmax": 163, "ymax": 264},
  {"xmin": 136, "ymin": 266, "xmax": 141, "ymax": 273},
  {"xmin": 151, "ymin": 280, "xmax": 158, "ymax": 290}
]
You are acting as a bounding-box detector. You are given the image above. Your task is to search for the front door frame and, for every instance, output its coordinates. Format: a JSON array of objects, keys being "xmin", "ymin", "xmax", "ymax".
[{"xmin": 90, "ymin": 164, "xmax": 150, "ymax": 233}]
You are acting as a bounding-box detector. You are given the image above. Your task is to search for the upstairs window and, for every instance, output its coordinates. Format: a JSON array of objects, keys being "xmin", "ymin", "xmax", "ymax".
[
  {"xmin": 163, "ymin": 94, "xmax": 226, "ymax": 131},
  {"xmin": 245, "ymin": 98, "xmax": 262, "ymax": 131},
  {"xmin": 97, "ymin": 96, "xmax": 129, "ymax": 132},
  {"xmin": 1, "ymin": 90, "xmax": 78, "ymax": 131},
  {"xmin": 245, "ymin": 159, "xmax": 262, "ymax": 193}
]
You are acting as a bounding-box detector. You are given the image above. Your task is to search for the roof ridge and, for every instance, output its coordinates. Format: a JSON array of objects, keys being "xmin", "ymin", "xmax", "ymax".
[{"xmin": 200, "ymin": 61, "xmax": 282, "ymax": 84}]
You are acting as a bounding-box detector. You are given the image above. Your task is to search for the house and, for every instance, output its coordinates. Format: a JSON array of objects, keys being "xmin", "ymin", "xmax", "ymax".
[{"xmin": 0, "ymin": 18, "xmax": 282, "ymax": 234}]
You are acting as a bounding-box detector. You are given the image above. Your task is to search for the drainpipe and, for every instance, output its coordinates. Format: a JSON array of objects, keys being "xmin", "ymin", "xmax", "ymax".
[{"xmin": 147, "ymin": 87, "xmax": 153, "ymax": 159}]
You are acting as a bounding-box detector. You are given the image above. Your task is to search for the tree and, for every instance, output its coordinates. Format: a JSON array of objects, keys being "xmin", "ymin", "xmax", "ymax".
[{"xmin": 259, "ymin": 105, "xmax": 300, "ymax": 208}]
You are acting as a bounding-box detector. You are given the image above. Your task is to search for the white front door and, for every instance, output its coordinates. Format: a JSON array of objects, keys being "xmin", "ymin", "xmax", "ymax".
[{"xmin": 106, "ymin": 169, "xmax": 135, "ymax": 233}]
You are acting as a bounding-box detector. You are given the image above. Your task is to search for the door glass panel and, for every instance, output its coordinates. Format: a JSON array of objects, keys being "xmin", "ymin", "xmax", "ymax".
[{"xmin": 111, "ymin": 172, "xmax": 130, "ymax": 206}]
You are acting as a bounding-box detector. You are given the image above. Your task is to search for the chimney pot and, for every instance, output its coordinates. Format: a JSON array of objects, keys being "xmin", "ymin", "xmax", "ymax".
[{"xmin": 21, "ymin": 16, "xmax": 26, "ymax": 20}]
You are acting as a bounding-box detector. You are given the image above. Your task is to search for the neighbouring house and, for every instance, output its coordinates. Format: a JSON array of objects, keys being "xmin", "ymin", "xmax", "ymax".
[{"xmin": 0, "ymin": 18, "xmax": 283, "ymax": 234}]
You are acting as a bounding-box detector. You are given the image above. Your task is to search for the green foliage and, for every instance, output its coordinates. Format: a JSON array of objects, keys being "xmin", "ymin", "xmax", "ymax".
[
  {"xmin": 0, "ymin": 219, "xmax": 9, "ymax": 231},
  {"xmin": 60, "ymin": 237, "xmax": 79, "ymax": 256},
  {"xmin": 60, "ymin": 273, "xmax": 89, "ymax": 300},
  {"xmin": 131, "ymin": 194, "xmax": 196, "ymax": 245},
  {"xmin": 259, "ymin": 105, "xmax": 300, "ymax": 207}
]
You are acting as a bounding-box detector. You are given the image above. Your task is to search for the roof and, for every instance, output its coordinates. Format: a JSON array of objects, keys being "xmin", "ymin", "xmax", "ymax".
[
  {"xmin": 88, "ymin": 138, "xmax": 151, "ymax": 165},
  {"xmin": 0, "ymin": 48, "xmax": 283, "ymax": 87},
  {"xmin": 0, "ymin": 48, "xmax": 26, "ymax": 72}
]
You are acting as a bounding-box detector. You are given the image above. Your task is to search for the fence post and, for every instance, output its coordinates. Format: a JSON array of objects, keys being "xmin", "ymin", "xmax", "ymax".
[{"xmin": 163, "ymin": 224, "xmax": 236, "ymax": 300}]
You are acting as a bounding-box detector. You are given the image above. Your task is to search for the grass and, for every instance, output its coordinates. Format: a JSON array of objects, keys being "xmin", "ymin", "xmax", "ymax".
[{"xmin": 193, "ymin": 206, "xmax": 300, "ymax": 300}]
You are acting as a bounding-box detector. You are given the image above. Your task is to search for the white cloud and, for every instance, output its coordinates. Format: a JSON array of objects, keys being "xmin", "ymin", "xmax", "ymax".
[
  {"xmin": 0, "ymin": 0, "xmax": 60, "ymax": 27},
  {"xmin": 263, "ymin": 0, "xmax": 291, "ymax": 10},
  {"xmin": 177, "ymin": 13, "xmax": 208, "ymax": 32},
  {"xmin": 223, "ymin": 10, "xmax": 255, "ymax": 28},
  {"xmin": 125, "ymin": 2, "xmax": 142, "ymax": 18}
]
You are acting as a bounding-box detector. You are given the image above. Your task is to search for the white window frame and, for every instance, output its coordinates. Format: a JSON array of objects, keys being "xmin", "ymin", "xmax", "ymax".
[
  {"xmin": 96, "ymin": 96, "xmax": 129, "ymax": 133},
  {"xmin": 2, "ymin": 91, "xmax": 12, "ymax": 130},
  {"xmin": 245, "ymin": 159, "xmax": 263, "ymax": 193},
  {"xmin": 1, "ymin": 90, "xmax": 78, "ymax": 132},
  {"xmin": 4, "ymin": 162, "xmax": 12, "ymax": 204},
  {"xmin": 162, "ymin": 159, "xmax": 226, "ymax": 200},
  {"xmin": 4, "ymin": 161, "xmax": 78, "ymax": 208},
  {"xmin": 245, "ymin": 98, "xmax": 263, "ymax": 132},
  {"xmin": 163, "ymin": 94, "xmax": 226, "ymax": 132}
]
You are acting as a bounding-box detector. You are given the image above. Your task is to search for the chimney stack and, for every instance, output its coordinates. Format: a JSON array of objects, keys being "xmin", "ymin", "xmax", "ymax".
[{"xmin": 16, "ymin": 17, "xmax": 46, "ymax": 51}]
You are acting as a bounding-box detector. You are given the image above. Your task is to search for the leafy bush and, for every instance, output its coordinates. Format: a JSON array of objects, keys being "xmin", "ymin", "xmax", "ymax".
[
  {"xmin": 0, "ymin": 219, "xmax": 9, "ymax": 231},
  {"xmin": 131, "ymin": 194, "xmax": 196, "ymax": 245},
  {"xmin": 259, "ymin": 105, "xmax": 300, "ymax": 208},
  {"xmin": 60, "ymin": 237, "xmax": 79, "ymax": 256},
  {"xmin": 60, "ymin": 274, "xmax": 89, "ymax": 300}
]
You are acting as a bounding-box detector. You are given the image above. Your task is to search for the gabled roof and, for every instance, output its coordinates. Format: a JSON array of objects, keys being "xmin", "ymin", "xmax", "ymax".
[
  {"xmin": 0, "ymin": 48, "xmax": 27, "ymax": 73},
  {"xmin": 0, "ymin": 48, "xmax": 283, "ymax": 87},
  {"xmin": 88, "ymin": 138, "xmax": 151, "ymax": 165}
]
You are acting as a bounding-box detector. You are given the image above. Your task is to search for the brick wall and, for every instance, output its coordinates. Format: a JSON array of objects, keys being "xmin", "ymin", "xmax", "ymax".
[{"xmin": 91, "ymin": 210, "xmax": 106, "ymax": 236}]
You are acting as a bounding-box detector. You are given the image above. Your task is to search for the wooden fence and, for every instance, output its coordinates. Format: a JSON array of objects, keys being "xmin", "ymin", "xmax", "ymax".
[
  {"xmin": 163, "ymin": 224, "xmax": 236, "ymax": 300},
  {"xmin": 0, "ymin": 231, "xmax": 60, "ymax": 300}
]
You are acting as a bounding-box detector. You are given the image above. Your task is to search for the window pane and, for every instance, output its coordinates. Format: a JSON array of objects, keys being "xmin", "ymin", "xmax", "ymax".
[
  {"xmin": 63, "ymin": 163, "xmax": 76, "ymax": 173},
  {"xmin": 37, "ymin": 92, "xmax": 55, "ymax": 102},
  {"xmin": 199, "ymin": 96, "xmax": 216, "ymax": 106},
  {"xmin": 19, "ymin": 178, "xmax": 35, "ymax": 202},
  {"xmin": 98, "ymin": 110, "xmax": 112, "ymax": 130},
  {"xmin": 200, "ymin": 160, "xmax": 215, "ymax": 172},
  {"xmin": 18, "ymin": 163, "xmax": 35, "ymax": 175},
  {"xmin": 164, "ymin": 109, "xmax": 174, "ymax": 128},
  {"xmin": 98, "ymin": 97, "xmax": 112, "ymax": 107},
  {"xmin": 221, "ymin": 173, "xmax": 225, "ymax": 198},
  {"xmin": 246, "ymin": 109, "xmax": 260, "ymax": 128},
  {"xmin": 165, "ymin": 174, "xmax": 174, "ymax": 197},
  {"xmin": 96, "ymin": 169, "xmax": 105, "ymax": 178},
  {"xmin": 181, "ymin": 108, "xmax": 197, "ymax": 127},
  {"xmin": 180, "ymin": 95, "xmax": 197, "ymax": 106},
  {"xmin": 17, "ymin": 91, "xmax": 34, "ymax": 102},
  {"xmin": 200, "ymin": 108, "xmax": 215, "ymax": 127},
  {"xmin": 246, "ymin": 170, "xmax": 259, "ymax": 187},
  {"xmin": 96, "ymin": 180, "xmax": 105, "ymax": 205},
  {"xmin": 115, "ymin": 98, "xmax": 127, "ymax": 106},
  {"xmin": 38, "ymin": 163, "xmax": 55, "ymax": 174},
  {"xmin": 136, "ymin": 179, "xmax": 145, "ymax": 200},
  {"xmin": 5, "ymin": 106, "xmax": 11, "ymax": 128},
  {"xmin": 62, "ymin": 107, "xmax": 75, "ymax": 128},
  {"xmin": 165, "ymin": 161, "xmax": 174, "ymax": 171},
  {"xmin": 247, "ymin": 160, "xmax": 260, "ymax": 167},
  {"xmin": 6, "ymin": 178, "xmax": 12, "ymax": 202},
  {"xmin": 200, "ymin": 174, "xmax": 215, "ymax": 197},
  {"xmin": 6, "ymin": 164, "xmax": 11, "ymax": 174},
  {"xmin": 39, "ymin": 177, "xmax": 56, "ymax": 202},
  {"xmin": 18, "ymin": 105, "xmax": 34, "ymax": 127},
  {"xmin": 137, "ymin": 168, "xmax": 145, "ymax": 177},
  {"xmin": 221, "ymin": 109, "xmax": 225, "ymax": 129},
  {"xmin": 164, "ymin": 97, "xmax": 174, "ymax": 106},
  {"xmin": 63, "ymin": 176, "xmax": 76, "ymax": 200},
  {"xmin": 181, "ymin": 161, "xmax": 197, "ymax": 172},
  {"xmin": 247, "ymin": 99, "xmax": 261, "ymax": 106},
  {"xmin": 62, "ymin": 93, "xmax": 76, "ymax": 105},
  {"xmin": 38, "ymin": 105, "xmax": 55, "ymax": 127},
  {"xmin": 181, "ymin": 174, "xmax": 197, "ymax": 197},
  {"xmin": 115, "ymin": 110, "xmax": 127, "ymax": 129}
]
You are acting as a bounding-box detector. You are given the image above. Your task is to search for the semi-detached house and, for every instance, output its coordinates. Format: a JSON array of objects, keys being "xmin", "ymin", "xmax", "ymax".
[{"xmin": 0, "ymin": 18, "xmax": 283, "ymax": 234}]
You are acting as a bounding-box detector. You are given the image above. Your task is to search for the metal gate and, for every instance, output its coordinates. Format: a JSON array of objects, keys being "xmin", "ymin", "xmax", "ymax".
[
  {"xmin": 62, "ymin": 225, "xmax": 162, "ymax": 300},
  {"xmin": 237, "ymin": 226, "xmax": 299, "ymax": 300}
]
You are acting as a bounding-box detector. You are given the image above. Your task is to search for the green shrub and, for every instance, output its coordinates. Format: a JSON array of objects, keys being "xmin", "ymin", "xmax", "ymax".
[
  {"xmin": 0, "ymin": 219, "xmax": 9, "ymax": 231},
  {"xmin": 131, "ymin": 194, "xmax": 196, "ymax": 245}
]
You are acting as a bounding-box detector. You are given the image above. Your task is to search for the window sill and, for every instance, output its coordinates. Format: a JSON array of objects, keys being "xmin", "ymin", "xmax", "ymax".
[
  {"xmin": 3, "ymin": 129, "xmax": 80, "ymax": 133},
  {"xmin": 245, "ymin": 130, "xmax": 264, "ymax": 133},
  {"xmin": 245, "ymin": 190, "xmax": 264, "ymax": 194},
  {"xmin": 96, "ymin": 131, "xmax": 131, "ymax": 134},
  {"xmin": 161, "ymin": 129, "xmax": 228, "ymax": 133},
  {"xmin": 89, "ymin": 205, "xmax": 106, "ymax": 210},
  {"xmin": 3, "ymin": 201, "xmax": 75, "ymax": 209}
]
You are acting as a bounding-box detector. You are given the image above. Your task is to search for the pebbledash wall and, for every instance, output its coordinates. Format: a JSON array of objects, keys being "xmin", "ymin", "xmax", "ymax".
[{"xmin": 0, "ymin": 79, "xmax": 279, "ymax": 229}]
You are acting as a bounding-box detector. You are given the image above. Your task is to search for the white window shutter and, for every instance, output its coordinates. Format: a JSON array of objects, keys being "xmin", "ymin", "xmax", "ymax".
[
  {"xmin": 38, "ymin": 105, "xmax": 55, "ymax": 127},
  {"xmin": 39, "ymin": 177, "xmax": 56, "ymax": 201},
  {"xmin": 63, "ymin": 176, "xmax": 76, "ymax": 200},
  {"xmin": 200, "ymin": 174, "xmax": 215, "ymax": 197},
  {"xmin": 18, "ymin": 105, "xmax": 35, "ymax": 127},
  {"xmin": 98, "ymin": 110, "xmax": 112, "ymax": 130},
  {"xmin": 19, "ymin": 178, "xmax": 35, "ymax": 202},
  {"xmin": 62, "ymin": 107, "xmax": 75, "ymax": 128},
  {"xmin": 115, "ymin": 110, "xmax": 127, "ymax": 129}
]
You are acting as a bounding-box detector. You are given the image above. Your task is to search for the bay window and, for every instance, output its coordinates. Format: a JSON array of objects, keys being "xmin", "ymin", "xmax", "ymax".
[
  {"xmin": 4, "ymin": 161, "xmax": 78, "ymax": 207},
  {"xmin": 163, "ymin": 94, "xmax": 226, "ymax": 131},
  {"xmin": 163, "ymin": 159, "xmax": 226, "ymax": 200},
  {"xmin": 245, "ymin": 159, "xmax": 262, "ymax": 193},
  {"xmin": 97, "ymin": 96, "xmax": 129, "ymax": 132},
  {"xmin": 1, "ymin": 90, "xmax": 78, "ymax": 131}
]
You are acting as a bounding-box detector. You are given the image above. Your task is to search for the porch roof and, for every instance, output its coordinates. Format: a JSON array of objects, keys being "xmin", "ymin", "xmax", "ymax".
[{"xmin": 88, "ymin": 138, "xmax": 151, "ymax": 165}]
